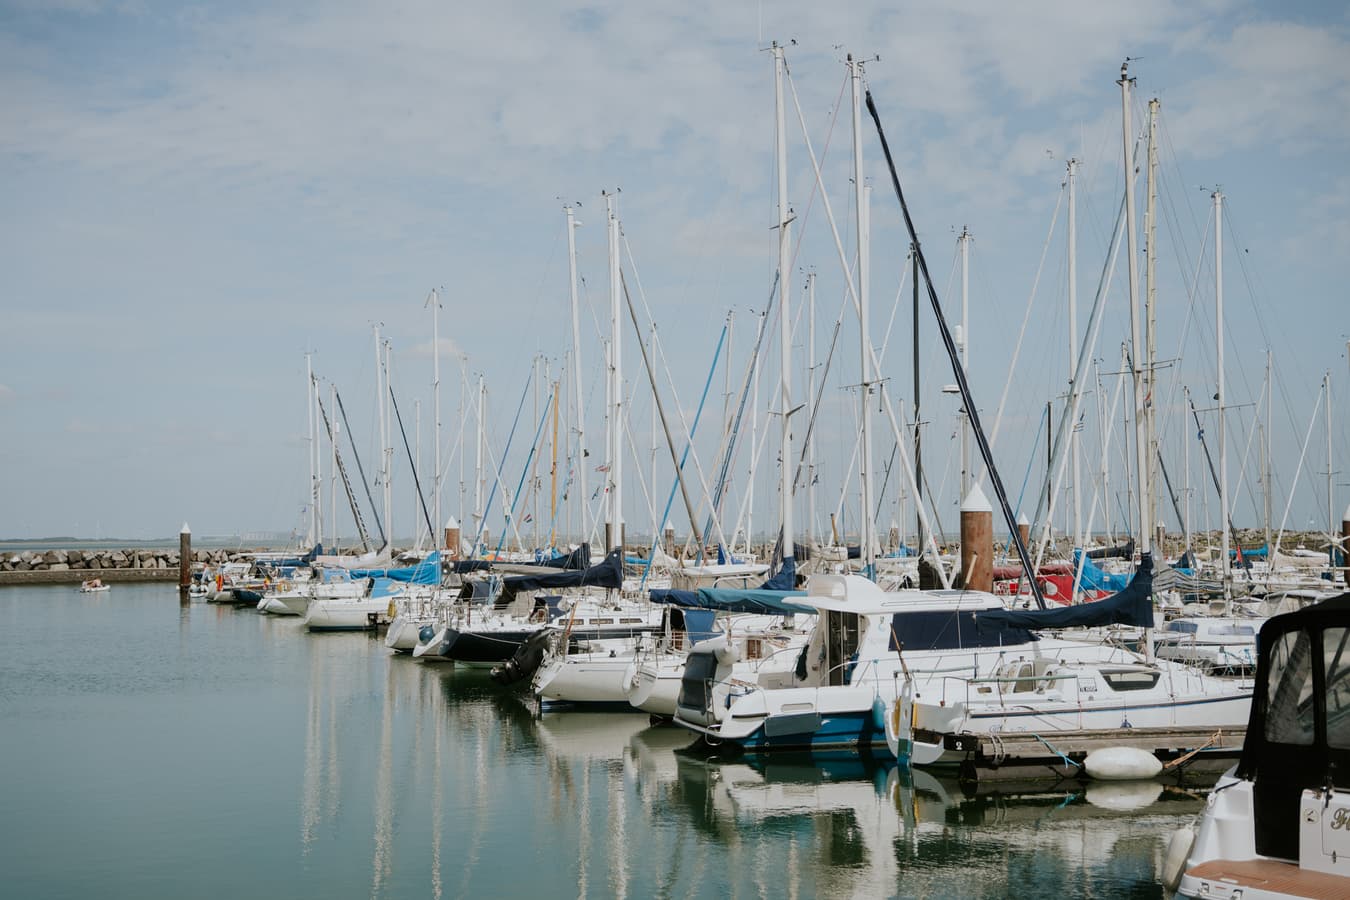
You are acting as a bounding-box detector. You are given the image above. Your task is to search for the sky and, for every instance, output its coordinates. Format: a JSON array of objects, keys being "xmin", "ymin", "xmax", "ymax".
[{"xmin": 1, "ymin": 0, "xmax": 1348, "ymax": 547}]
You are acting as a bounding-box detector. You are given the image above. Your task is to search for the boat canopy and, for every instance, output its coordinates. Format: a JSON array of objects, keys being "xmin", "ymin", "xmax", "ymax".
[
  {"xmin": 651, "ymin": 558, "xmax": 804, "ymax": 614},
  {"xmin": 350, "ymin": 551, "xmax": 441, "ymax": 585},
  {"xmin": 1069, "ymin": 549, "xmax": 1132, "ymax": 592},
  {"xmin": 1235, "ymin": 590, "xmax": 1350, "ymax": 860},
  {"xmin": 1086, "ymin": 539, "xmax": 1133, "ymax": 560},
  {"xmin": 975, "ymin": 554, "xmax": 1155, "ymax": 632},
  {"xmin": 498, "ymin": 549, "xmax": 624, "ymax": 600}
]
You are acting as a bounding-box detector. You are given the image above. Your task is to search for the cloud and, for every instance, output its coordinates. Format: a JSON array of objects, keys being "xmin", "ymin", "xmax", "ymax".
[
  {"xmin": 406, "ymin": 336, "xmax": 463, "ymax": 360},
  {"xmin": 0, "ymin": 384, "xmax": 13, "ymax": 404}
]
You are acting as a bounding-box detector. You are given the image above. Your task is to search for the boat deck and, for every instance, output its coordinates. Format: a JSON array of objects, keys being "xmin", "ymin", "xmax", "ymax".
[{"xmin": 1184, "ymin": 858, "xmax": 1348, "ymax": 899}]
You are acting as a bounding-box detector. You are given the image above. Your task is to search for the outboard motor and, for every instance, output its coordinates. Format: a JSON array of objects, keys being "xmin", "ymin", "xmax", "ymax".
[{"xmin": 491, "ymin": 629, "xmax": 554, "ymax": 686}]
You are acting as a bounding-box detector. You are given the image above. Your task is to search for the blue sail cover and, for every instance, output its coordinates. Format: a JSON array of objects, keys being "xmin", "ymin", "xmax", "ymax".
[
  {"xmin": 758, "ymin": 557, "xmax": 797, "ymax": 591},
  {"xmin": 1070, "ymin": 549, "xmax": 1132, "ymax": 592},
  {"xmin": 499, "ymin": 548, "xmax": 624, "ymax": 595},
  {"xmin": 976, "ymin": 554, "xmax": 1155, "ymax": 632},
  {"xmin": 351, "ymin": 551, "xmax": 441, "ymax": 585},
  {"xmin": 648, "ymin": 586, "xmax": 806, "ymax": 615}
]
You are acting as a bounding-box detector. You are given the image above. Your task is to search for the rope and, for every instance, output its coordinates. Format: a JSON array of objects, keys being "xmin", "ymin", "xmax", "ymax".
[
  {"xmin": 1163, "ymin": 730, "xmax": 1224, "ymax": 770},
  {"xmin": 1029, "ymin": 733, "xmax": 1081, "ymax": 769}
]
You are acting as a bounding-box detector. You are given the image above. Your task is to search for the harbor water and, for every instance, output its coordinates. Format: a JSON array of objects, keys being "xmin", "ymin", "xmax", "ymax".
[{"xmin": 1, "ymin": 584, "xmax": 1205, "ymax": 899}]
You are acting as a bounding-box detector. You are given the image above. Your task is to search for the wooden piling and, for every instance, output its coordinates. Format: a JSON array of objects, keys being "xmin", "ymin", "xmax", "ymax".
[
  {"xmin": 960, "ymin": 485, "xmax": 993, "ymax": 593},
  {"xmin": 1341, "ymin": 503, "xmax": 1349, "ymax": 585},
  {"xmin": 179, "ymin": 522, "xmax": 191, "ymax": 601},
  {"xmin": 1016, "ymin": 512, "xmax": 1030, "ymax": 549},
  {"xmin": 445, "ymin": 516, "xmax": 461, "ymax": 560}
]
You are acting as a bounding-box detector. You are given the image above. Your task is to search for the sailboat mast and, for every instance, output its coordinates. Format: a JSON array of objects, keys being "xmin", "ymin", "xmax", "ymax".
[
  {"xmin": 373, "ymin": 326, "xmax": 386, "ymax": 547},
  {"xmin": 849, "ymin": 54, "xmax": 875, "ymax": 572},
  {"xmin": 306, "ymin": 352, "xmax": 317, "ymax": 548},
  {"xmin": 1265, "ymin": 350, "xmax": 1273, "ymax": 553},
  {"xmin": 475, "ymin": 374, "xmax": 485, "ymax": 551},
  {"xmin": 565, "ymin": 205, "xmax": 588, "ymax": 548},
  {"xmin": 959, "ymin": 226, "xmax": 971, "ymax": 499},
  {"xmin": 605, "ymin": 191, "xmax": 623, "ymax": 552},
  {"xmin": 807, "ymin": 270, "xmax": 817, "ymax": 551},
  {"xmin": 383, "ymin": 340, "xmax": 394, "ymax": 546},
  {"xmin": 773, "ymin": 41, "xmax": 795, "ymax": 572},
  {"xmin": 432, "ymin": 289, "xmax": 442, "ymax": 549},
  {"xmin": 913, "ymin": 243, "xmax": 922, "ymax": 551},
  {"xmin": 1144, "ymin": 98, "xmax": 1161, "ymax": 551},
  {"xmin": 1067, "ymin": 159, "xmax": 1082, "ymax": 552},
  {"xmin": 1118, "ymin": 62, "xmax": 1150, "ymax": 557},
  {"xmin": 1214, "ymin": 190, "xmax": 1230, "ymax": 596},
  {"xmin": 329, "ymin": 382, "xmax": 338, "ymax": 547},
  {"xmin": 1184, "ymin": 385, "xmax": 1192, "ymax": 552},
  {"xmin": 1328, "ymin": 370, "xmax": 1335, "ymax": 570}
]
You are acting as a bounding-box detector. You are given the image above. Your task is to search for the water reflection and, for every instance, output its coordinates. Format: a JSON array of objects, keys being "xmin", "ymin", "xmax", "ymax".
[{"xmin": 1, "ymin": 586, "xmax": 1207, "ymax": 900}]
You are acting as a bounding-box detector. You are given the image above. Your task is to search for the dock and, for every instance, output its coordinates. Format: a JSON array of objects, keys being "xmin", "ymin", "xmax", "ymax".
[{"xmin": 935, "ymin": 725, "xmax": 1245, "ymax": 785}]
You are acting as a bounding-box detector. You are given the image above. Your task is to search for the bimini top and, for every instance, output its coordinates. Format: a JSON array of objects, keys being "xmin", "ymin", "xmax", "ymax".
[{"xmin": 1235, "ymin": 591, "xmax": 1350, "ymax": 860}]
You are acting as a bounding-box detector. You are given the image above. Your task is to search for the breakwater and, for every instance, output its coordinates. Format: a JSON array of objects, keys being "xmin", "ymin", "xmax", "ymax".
[{"xmin": 0, "ymin": 548, "xmax": 255, "ymax": 585}]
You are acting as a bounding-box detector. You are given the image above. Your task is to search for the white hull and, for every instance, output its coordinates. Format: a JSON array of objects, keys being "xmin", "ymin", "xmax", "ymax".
[
  {"xmin": 303, "ymin": 598, "xmax": 389, "ymax": 631},
  {"xmin": 534, "ymin": 647, "xmax": 636, "ymax": 707}
]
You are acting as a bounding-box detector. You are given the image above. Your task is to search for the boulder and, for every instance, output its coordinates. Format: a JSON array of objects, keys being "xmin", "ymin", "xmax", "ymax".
[
  {"xmin": 110, "ymin": 551, "xmax": 128, "ymax": 566},
  {"xmin": 50, "ymin": 562, "xmax": 70, "ymax": 571},
  {"xmin": 14, "ymin": 561, "xmax": 30, "ymax": 571},
  {"xmin": 44, "ymin": 550, "xmax": 65, "ymax": 565}
]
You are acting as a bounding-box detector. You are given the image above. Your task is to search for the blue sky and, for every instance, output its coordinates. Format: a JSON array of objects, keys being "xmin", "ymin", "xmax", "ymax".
[{"xmin": 2, "ymin": 0, "xmax": 1347, "ymax": 545}]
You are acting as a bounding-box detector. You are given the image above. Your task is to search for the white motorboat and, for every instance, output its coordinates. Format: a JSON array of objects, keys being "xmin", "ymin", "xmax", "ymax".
[
  {"xmin": 79, "ymin": 579, "xmax": 110, "ymax": 593},
  {"xmin": 1164, "ymin": 592, "xmax": 1350, "ymax": 899},
  {"xmin": 1153, "ymin": 614, "xmax": 1264, "ymax": 675}
]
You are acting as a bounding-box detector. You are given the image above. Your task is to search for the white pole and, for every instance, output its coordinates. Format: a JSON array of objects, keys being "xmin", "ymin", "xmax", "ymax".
[
  {"xmin": 1265, "ymin": 350, "xmax": 1274, "ymax": 553},
  {"xmin": 415, "ymin": 398, "xmax": 422, "ymax": 546},
  {"xmin": 850, "ymin": 55, "xmax": 875, "ymax": 573},
  {"xmin": 373, "ymin": 326, "xmax": 386, "ymax": 548},
  {"xmin": 606, "ymin": 191, "xmax": 623, "ymax": 553},
  {"xmin": 1067, "ymin": 159, "xmax": 1082, "ymax": 554},
  {"xmin": 1118, "ymin": 61, "xmax": 1150, "ymax": 558},
  {"xmin": 475, "ymin": 374, "xmax": 485, "ymax": 551},
  {"xmin": 1215, "ymin": 190, "xmax": 1230, "ymax": 597},
  {"xmin": 330, "ymin": 382, "xmax": 338, "ymax": 548},
  {"xmin": 1145, "ymin": 99, "xmax": 1160, "ymax": 550},
  {"xmin": 1328, "ymin": 371, "xmax": 1335, "ymax": 570},
  {"xmin": 431, "ymin": 289, "xmax": 442, "ymax": 549},
  {"xmin": 305, "ymin": 352, "xmax": 317, "ymax": 548},
  {"xmin": 1184, "ymin": 385, "xmax": 1192, "ymax": 552},
  {"xmin": 565, "ymin": 205, "xmax": 588, "ymax": 548},
  {"xmin": 774, "ymin": 41, "xmax": 795, "ymax": 572},
  {"xmin": 958, "ymin": 226, "xmax": 972, "ymax": 500},
  {"xmin": 807, "ymin": 270, "xmax": 817, "ymax": 551},
  {"xmin": 383, "ymin": 340, "xmax": 394, "ymax": 547}
]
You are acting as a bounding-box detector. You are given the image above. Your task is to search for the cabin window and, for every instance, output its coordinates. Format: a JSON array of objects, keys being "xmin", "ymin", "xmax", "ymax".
[
  {"xmin": 1166, "ymin": 621, "xmax": 1198, "ymax": 634},
  {"xmin": 888, "ymin": 611, "xmax": 1035, "ymax": 652},
  {"xmin": 620, "ymin": 618, "xmax": 643, "ymax": 624},
  {"xmin": 745, "ymin": 638, "xmax": 763, "ymax": 661},
  {"xmin": 1325, "ymin": 627, "xmax": 1350, "ymax": 749},
  {"xmin": 1265, "ymin": 630, "xmax": 1315, "ymax": 746},
  {"xmin": 1100, "ymin": 669, "xmax": 1161, "ymax": 692}
]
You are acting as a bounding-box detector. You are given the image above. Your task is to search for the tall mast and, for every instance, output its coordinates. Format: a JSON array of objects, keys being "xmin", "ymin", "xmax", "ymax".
[
  {"xmin": 373, "ymin": 326, "xmax": 387, "ymax": 548},
  {"xmin": 958, "ymin": 226, "xmax": 971, "ymax": 499},
  {"xmin": 913, "ymin": 242, "xmax": 922, "ymax": 551},
  {"xmin": 475, "ymin": 374, "xmax": 485, "ymax": 551},
  {"xmin": 1118, "ymin": 61, "xmax": 1150, "ymax": 557},
  {"xmin": 330, "ymin": 382, "xmax": 338, "ymax": 547},
  {"xmin": 414, "ymin": 398, "xmax": 421, "ymax": 545},
  {"xmin": 773, "ymin": 41, "xmax": 795, "ymax": 573},
  {"xmin": 305, "ymin": 352, "xmax": 317, "ymax": 547},
  {"xmin": 565, "ymin": 205, "xmax": 588, "ymax": 547},
  {"xmin": 1264, "ymin": 350, "xmax": 1273, "ymax": 553},
  {"xmin": 1214, "ymin": 189, "xmax": 1230, "ymax": 597},
  {"xmin": 431, "ymin": 289, "xmax": 442, "ymax": 547},
  {"xmin": 1328, "ymin": 371, "xmax": 1335, "ymax": 570},
  {"xmin": 850, "ymin": 54, "xmax": 875, "ymax": 573},
  {"xmin": 1067, "ymin": 159, "xmax": 1082, "ymax": 553},
  {"xmin": 605, "ymin": 191, "xmax": 623, "ymax": 553},
  {"xmin": 806, "ymin": 270, "xmax": 818, "ymax": 550},
  {"xmin": 1183, "ymin": 384, "xmax": 1192, "ymax": 552},
  {"xmin": 382, "ymin": 340, "xmax": 394, "ymax": 545},
  {"xmin": 1144, "ymin": 98, "xmax": 1160, "ymax": 550}
]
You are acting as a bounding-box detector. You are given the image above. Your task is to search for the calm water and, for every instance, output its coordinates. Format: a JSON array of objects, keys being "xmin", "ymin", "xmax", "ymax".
[{"xmin": 1, "ymin": 584, "xmax": 1205, "ymax": 899}]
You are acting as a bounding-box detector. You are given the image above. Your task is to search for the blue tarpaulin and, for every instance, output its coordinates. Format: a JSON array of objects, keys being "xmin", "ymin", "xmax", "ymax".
[
  {"xmin": 351, "ymin": 551, "xmax": 441, "ymax": 585},
  {"xmin": 1070, "ymin": 548, "xmax": 1132, "ymax": 592}
]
